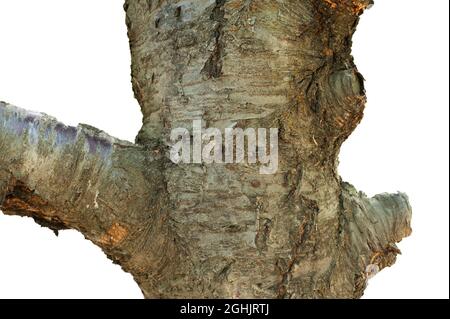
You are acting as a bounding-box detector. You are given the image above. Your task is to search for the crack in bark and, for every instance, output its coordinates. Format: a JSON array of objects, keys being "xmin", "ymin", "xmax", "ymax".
[
  {"xmin": 255, "ymin": 218, "xmax": 272, "ymax": 252},
  {"xmin": 201, "ymin": 0, "xmax": 226, "ymax": 79},
  {"xmin": 277, "ymin": 196, "xmax": 319, "ymax": 299},
  {"xmin": 1, "ymin": 180, "xmax": 68, "ymax": 235}
]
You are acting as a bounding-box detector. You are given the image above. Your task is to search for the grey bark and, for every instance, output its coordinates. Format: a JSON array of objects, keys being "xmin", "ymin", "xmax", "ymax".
[{"xmin": 0, "ymin": 0, "xmax": 412, "ymax": 298}]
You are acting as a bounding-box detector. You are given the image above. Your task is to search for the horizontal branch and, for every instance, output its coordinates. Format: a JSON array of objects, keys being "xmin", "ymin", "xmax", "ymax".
[
  {"xmin": 340, "ymin": 182, "xmax": 412, "ymax": 297},
  {"xmin": 0, "ymin": 102, "xmax": 184, "ymax": 295}
]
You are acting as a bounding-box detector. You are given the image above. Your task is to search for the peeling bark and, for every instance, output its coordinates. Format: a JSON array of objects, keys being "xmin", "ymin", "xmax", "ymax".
[{"xmin": 1, "ymin": 0, "xmax": 411, "ymax": 299}]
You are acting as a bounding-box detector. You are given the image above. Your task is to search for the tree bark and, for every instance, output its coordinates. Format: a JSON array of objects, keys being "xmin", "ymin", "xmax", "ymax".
[{"xmin": 0, "ymin": 0, "xmax": 412, "ymax": 298}]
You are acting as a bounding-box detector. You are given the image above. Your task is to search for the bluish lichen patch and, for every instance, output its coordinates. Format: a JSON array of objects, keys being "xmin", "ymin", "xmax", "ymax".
[
  {"xmin": 1, "ymin": 103, "xmax": 115, "ymax": 166},
  {"xmin": 24, "ymin": 114, "xmax": 38, "ymax": 124},
  {"xmin": 0, "ymin": 105, "xmax": 81, "ymax": 148},
  {"xmin": 54, "ymin": 123, "xmax": 78, "ymax": 146},
  {"xmin": 0, "ymin": 107, "xmax": 44, "ymax": 143},
  {"xmin": 12, "ymin": 113, "xmax": 27, "ymax": 136},
  {"xmin": 28, "ymin": 121, "xmax": 40, "ymax": 145},
  {"xmin": 1, "ymin": 111, "xmax": 30, "ymax": 136},
  {"xmin": 44, "ymin": 126, "xmax": 52, "ymax": 139},
  {"xmin": 0, "ymin": 105, "xmax": 5, "ymax": 120},
  {"xmin": 84, "ymin": 134, "xmax": 113, "ymax": 158}
]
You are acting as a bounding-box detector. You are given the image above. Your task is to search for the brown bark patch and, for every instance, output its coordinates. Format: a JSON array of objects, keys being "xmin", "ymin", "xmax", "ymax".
[
  {"xmin": 99, "ymin": 223, "xmax": 129, "ymax": 247},
  {"xmin": 1, "ymin": 180, "xmax": 67, "ymax": 234}
]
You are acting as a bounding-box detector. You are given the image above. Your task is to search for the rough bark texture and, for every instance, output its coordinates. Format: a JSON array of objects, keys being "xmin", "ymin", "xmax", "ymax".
[{"xmin": 0, "ymin": 0, "xmax": 412, "ymax": 298}]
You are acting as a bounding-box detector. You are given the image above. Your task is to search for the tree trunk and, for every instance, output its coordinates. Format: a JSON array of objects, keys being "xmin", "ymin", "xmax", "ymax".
[{"xmin": 0, "ymin": 0, "xmax": 412, "ymax": 298}]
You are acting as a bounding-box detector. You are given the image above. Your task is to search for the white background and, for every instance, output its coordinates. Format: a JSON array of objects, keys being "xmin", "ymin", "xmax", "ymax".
[{"xmin": 0, "ymin": 0, "xmax": 448, "ymax": 299}]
